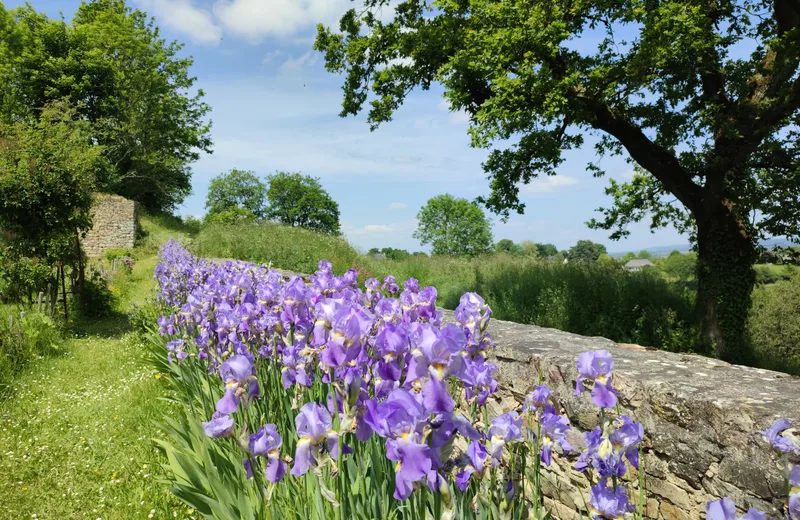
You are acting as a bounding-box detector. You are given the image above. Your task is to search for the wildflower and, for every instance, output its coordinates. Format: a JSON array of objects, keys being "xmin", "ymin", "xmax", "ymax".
[
  {"xmin": 759, "ymin": 418, "xmax": 800, "ymax": 455},
  {"xmin": 789, "ymin": 465, "xmax": 800, "ymax": 520},
  {"xmin": 249, "ymin": 424, "xmax": 287, "ymax": 483},
  {"xmin": 381, "ymin": 275, "xmax": 399, "ymax": 294},
  {"xmin": 202, "ymin": 412, "xmax": 235, "ymax": 438},
  {"xmin": 705, "ymin": 498, "xmax": 766, "ymax": 520},
  {"xmin": 589, "ymin": 480, "xmax": 633, "ymax": 519},
  {"xmin": 290, "ymin": 403, "xmax": 345, "ymax": 477},
  {"xmin": 524, "ymin": 384, "xmax": 552, "ymax": 413},
  {"xmin": 460, "ymin": 356, "xmax": 498, "ymax": 406},
  {"xmin": 575, "ymin": 350, "xmax": 618, "ymax": 409},
  {"xmin": 320, "ymin": 305, "xmax": 373, "ymax": 368},
  {"xmin": 576, "ymin": 417, "xmax": 643, "ymax": 478},
  {"xmin": 539, "ymin": 410, "xmax": 572, "ymax": 466}
]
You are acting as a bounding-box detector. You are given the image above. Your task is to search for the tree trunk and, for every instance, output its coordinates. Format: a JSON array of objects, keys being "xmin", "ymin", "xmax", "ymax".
[{"xmin": 695, "ymin": 197, "xmax": 757, "ymax": 363}]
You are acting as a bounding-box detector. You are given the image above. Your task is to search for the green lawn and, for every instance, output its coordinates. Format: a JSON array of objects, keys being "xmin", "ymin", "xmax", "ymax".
[{"xmin": 0, "ymin": 224, "xmax": 196, "ymax": 519}]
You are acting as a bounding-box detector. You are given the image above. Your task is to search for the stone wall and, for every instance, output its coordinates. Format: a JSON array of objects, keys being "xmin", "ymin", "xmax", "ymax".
[
  {"xmin": 470, "ymin": 309, "xmax": 800, "ymax": 520},
  {"xmin": 81, "ymin": 194, "xmax": 138, "ymax": 258}
]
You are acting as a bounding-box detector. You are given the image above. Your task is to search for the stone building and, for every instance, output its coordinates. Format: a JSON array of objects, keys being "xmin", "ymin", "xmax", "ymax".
[{"xmin": 81, "ymin": 194, "xmax": 139, "ymax": 258}]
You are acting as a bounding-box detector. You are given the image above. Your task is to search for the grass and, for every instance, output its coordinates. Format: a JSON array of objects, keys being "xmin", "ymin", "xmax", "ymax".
[{"xmin": 0, "ymin": 216, "xmax": 196, "ymax": 520}]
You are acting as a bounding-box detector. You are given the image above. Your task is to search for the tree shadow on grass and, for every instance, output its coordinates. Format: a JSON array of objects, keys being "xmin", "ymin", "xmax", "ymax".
[{"xmin": 72, "ymin": 310, "xmax": 133, "ymax": 339}]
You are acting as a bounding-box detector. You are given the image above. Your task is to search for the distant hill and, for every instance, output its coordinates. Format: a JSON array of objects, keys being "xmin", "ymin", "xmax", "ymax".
[{"xmin": 610, "ymin": 238, "xmax": 796, "ymax": 258}]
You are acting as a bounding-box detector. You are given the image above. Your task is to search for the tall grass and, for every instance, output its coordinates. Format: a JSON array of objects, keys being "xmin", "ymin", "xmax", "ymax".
[
  {"xmin": 0, "ymin": 307, "xmax": 63, "ymax": 395},
  {"xmin": 193, "ymin": 222, "xmax": 360, "ymax": 274}
]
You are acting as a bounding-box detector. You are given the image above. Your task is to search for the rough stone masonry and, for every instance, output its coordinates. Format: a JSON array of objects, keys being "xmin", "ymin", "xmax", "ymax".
[
  {"xmin": 210, "ymin": 261, "xmax": 800, "ymax": 519},
  {"xmin": 81, "ymin": 194, "xmax": 139, "ymax": 258},
  {"xmin": 466, "ymin": 309, "xmax": 800, "ymax": 520}
]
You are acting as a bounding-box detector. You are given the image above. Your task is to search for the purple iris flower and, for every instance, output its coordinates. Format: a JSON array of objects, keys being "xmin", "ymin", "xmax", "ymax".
[
  {"xmin": 608, "ymin": 417, "xmax": 644, "ymax": 470},
  {"xmin": 539, "ymin": 411, "xmax": 572, "ymax": 466},
  {"xmin": 374, "ymin": 323, "xmax": 408, "ymax": 383},
  {"xmin": 461, "ymin": 356, "xmax": 499, "ymax": 406},
  {"xmin": 487, "ymin": 411, "xmax": 524, "ymax": 464},
  {"xmin": 455, "ymin": 440, "xmax": 489, "ymax": 492},
  {"xmin": 202, "ymin": 411, "xmax": 235, "ymax": 438},
  {"xmin": 249, "ymin": 424, "xmax": 288, "ymax": 483},
  {"xmin": 216, "ymin": 354, "xmax": 259, "ymax": 414},
  {"xmin": 320, "ymin": 305, "xmax": 374, "ymax": 367},
  {"xmin": 290, "ymin": 402, "xmax": 345, "ymax": 477},
  {"xmin": 312, "ymin": 299, "xmax": 342, "ymax": 347},
  {"xmin": 524, "ymin": 384, "xmax": 552, "ymax": 413},
  {"xmin": 281, "ymin": 346, "xmax": 313, "ymax": 389},
  {"xmin": 790, "ymin": 466, "xmax": 800, "ymax": 520},
  {"xmin": 455, "ymin": 293, "xmax": 492, "ymax": 352},
  {"xmin": 382, "ymin": 275, "xmax": 400, "ymax": 295},
  {"xmin": 589, "ymin": 480, "xmax": 633, "ymax": 519},
  {"xmin": 404, "ymin": 278, "xmax": 421, "ymax": 292},
  {"xmin": 706, "ymin": 498, "xmax": 767, "ymax": 520},
  {"xmin": 386, "ymin": 431, "xmax": 432, "ymax": 500},
  {"xmin": 760, "ymin": 418, "xmax": 800, "ymax": 455},
  {"xmin": 407, "ymin": 323, "xmax": 465, "ymax": 383},
  {"xmin": 575, "ymin": 350, "xmax": 618, "ymax": 409}
]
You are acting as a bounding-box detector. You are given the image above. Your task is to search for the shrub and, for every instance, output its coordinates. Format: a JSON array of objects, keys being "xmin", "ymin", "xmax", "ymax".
[
  {"xmin": 193, "ymin": 222, "xmax": 360, "ymax": 274},
  {"xmin": 748, "ymin": 275, "xmax": 800, "ymax": 374},
  {"xmin": 0, "ymin": 310, "xmax": 62, "ymax": 395},
  {"xmin": 73, "ymin": 273, "xmax": 117, "ymax": 319},
  {"xmin": 104, "ymin": 248, "xmax": 136, "ymax": 262}
]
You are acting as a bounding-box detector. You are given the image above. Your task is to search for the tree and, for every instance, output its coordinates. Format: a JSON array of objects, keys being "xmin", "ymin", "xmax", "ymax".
[
  {"xmin": 0, "ymin": 0, "xmax": 212, "ymax": 212},
  {"xmin": 621, "ymin": 252, "xmax": 637, "ymax": 264},
  {"xmin": 495, "ymin": 239, "xmax": 523, "ymax": 256},
  {"xmin": 205, "ymin": 169, "xmax": 268, "ymax": 221},
  {"xmin": 413, "ymin": 194, "xmax": 493, "ymax": 256},
  {"xmin": 519, "ymin": 240, "xmax": 540, "ymax": 257},
  {"xmin": 0, "ymin": 101, "xmax": 100, "ymax": 311},
  {"xmin": 315, "ymin": 1, "xmax": 800, "ymax": 361},
  {"xmin": 596, "ymin": 253, "xmax": 618, "ymax": 267},
  {"xmin": 568, "ymin": 240, "xmax": 607, "ymax": 263},
  {"xmin": 535, "ymin": 243, "xmax": 559, "ymax": 258},
  {"xmin": 638, "ymin": 250, "xmax": 653, "ymax": 260},
  {"xmin": 265, "ymin": 172, "xmax": 341, "ymax": 235},
  {"xmin": 660, "ymin": 252, "xmax": 699, "ymax": 284}
]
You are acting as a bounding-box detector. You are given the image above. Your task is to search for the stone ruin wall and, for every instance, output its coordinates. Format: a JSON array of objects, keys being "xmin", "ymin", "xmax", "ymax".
[
  {"xmin": 216, "ymin": 263, "xmax": 800, "ymax": 519},
  {"xmin": 81, "ymin": 194, "xmax": 138, "ymax": 258}
]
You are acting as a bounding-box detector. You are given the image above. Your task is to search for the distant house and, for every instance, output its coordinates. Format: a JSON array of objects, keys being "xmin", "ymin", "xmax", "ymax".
[{"xmin": 624, "ymin": 259, "xmax": 655, "ymax": 271}]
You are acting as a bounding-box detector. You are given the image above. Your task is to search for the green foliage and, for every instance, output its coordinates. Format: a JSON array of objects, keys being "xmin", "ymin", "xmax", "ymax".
[
  {"xmin": 104, "ymin": 248, "xmax": 136, "ymax": 262},
  {"xmin": 413, "ymin": 194, "xmax": 493, "ymax": 257},
  {"xmin": 193, "ymin": 222, "xmax": 359, "ymax": 274},
  {"xmin": 748, "ymin": 275, "xmax": 800, "ymax": 375},
  {"xmin": 659, "ymin": 252, "xmax": 698, "ymax": 284},
  {"xmin": 637, "ymin": 250, "xmax": 653, "ymax": 260},
  {"xmin": 0, "ymin": 253, "xmax": 54, "ymax": 303},
  {"xmin": 596, "ymin": 253, "xmax": 618, "ymax": 267},
  {"xmin": 0, "ymin": 0, "xmax": 212, "ymax": 212},
  {"xmin": 205, "ymin": 169, "xmax": 268, "ymax": 221},
  {"xmin": 0, "ymin": 310, "xmax": 63, "ymax": 394},
  {"xmin": 135, "ymin": 211, "xmax": 200, "ymax": 256},
  {"xmin": 469, "ymin": 258, "xmax": 702, "ymax": 354},
  {"xmin": 495, "ymin": 239, "xmax": 524, "ymax": 256},
  {"xmin": 0, "ymin": 101, "xmax": 99, "ymax": 261},
  {"xmin": 73, "ymin": 273, "xmax": 117, "ymax": 320},
  {"xmin": 567, "ymin": 240, "xmax": 607, "ymax": 263},
  {"xmin": 533, "ymin": 243, "xmax": 558, "ymax": 258},
  {"xmin": 265, "ymin": 171, "xmax": 341, "ymax": 235},
  {"xmin": 203, "ymin": 206, "xmax": 257, "ymax": 226},
  {"xmin": 368, "ymin": 247, "xmax": 411, "ymax": 261}
]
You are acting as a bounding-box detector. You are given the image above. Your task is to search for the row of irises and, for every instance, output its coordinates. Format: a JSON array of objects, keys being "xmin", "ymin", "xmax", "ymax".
[{"xmin": 153, "ymin": 240, "xmax": 799, "ymax": 519}]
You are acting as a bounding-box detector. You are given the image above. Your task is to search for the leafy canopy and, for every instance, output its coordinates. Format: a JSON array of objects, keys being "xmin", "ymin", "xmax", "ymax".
[
  {"xmin": 265, "ymin": 172, "xmax": 341, "ymax": 236},
  {"xmin": 0, "ymin": 0, "xmax": 212, "ymax": 212},
  {"xmin": 315, "ymin": 0, "xmax": 800, "ymax": 242},
  {"xmin": 568, "ymin": 240, "xmax": 608, "ymax": 263},
  {"xmin": 205, "ymin": 169, "xmax": 268, "ymax": 221},
  {"xmin": 413, "ymin": 194, "xmax": 493, "ymax": 256}
]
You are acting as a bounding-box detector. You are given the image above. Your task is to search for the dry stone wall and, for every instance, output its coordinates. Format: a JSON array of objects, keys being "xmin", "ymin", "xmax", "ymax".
[{"xmin": 81, "ymin": 194, "xmax": 138, "ymax": 258}]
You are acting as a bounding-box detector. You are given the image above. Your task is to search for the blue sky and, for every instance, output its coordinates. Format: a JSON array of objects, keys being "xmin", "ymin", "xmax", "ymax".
[{"xmin": 13, "ymin": 0, "xmax": 689, "ymax": 254}]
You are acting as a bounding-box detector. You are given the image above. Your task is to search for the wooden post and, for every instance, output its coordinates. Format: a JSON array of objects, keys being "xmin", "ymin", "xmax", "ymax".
[
  {"xmin": 60, "ymin": 264, "xmax": 69, "ymax": 323},
  {"xmin": 37, "ymin": 292, "xmax": 43, "ymax": 313}
]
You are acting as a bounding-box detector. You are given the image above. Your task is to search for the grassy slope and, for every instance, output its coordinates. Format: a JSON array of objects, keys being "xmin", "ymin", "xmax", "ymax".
[{"xmin": 0, "ymin": 214, "xmax": 196, "ymax": 520}]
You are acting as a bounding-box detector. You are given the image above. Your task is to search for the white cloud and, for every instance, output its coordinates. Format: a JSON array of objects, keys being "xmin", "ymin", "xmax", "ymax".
[
  {"xmin": 615, "ymin": 169, "xmax": 636, "ymax": 181},
  {"xmin": 212, "ymin": 0, "xmax": 399, "ymax": 42},
  {"xmin": 521, "ymin": 175, "xmax": 579, "ymax": 194},
  {"xmin": 262, "ymin": 50, "xmax": 282, "ymax": 64},
  {"xmin": 388, "ymin": 202, "xmax": 407, "ymax": 210},
  {"xmin": 137, "ymin": 0, "xmax": 222, "ymax": 45},
  {"xmin": 365, "ymin": 224, "xmax": 394, "ymax": 232},
  {"xmin": 280, "ymin": 51, "xmax": 319, "ymax": 74},
  {"xmin": 437, "ymin": 99, "xmax": 470, "ymax": 125}
]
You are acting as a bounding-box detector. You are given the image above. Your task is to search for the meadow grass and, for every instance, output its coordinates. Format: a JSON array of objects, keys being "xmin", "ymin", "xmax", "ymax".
[{"xmin": 1, "ymin": 218, "xmax": 194, "ymax": 519}]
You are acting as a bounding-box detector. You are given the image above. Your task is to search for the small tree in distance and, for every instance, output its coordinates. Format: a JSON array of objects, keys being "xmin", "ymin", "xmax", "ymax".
[
  {"xmin": 205, "ymin": 169, "xmax": 267, "ymax": 222},
  {"xmin": 568, "ymin": 240, "xmax": 608, "ymax": 263},
  {"xmin": 266, "ymin": 172, "xmax": 341, "ymax": 235},
  {"xmin": 414, "ymin": 194, "xmax": 493, "ymax": 257},
  {"xmin": 495, "ymin": 239, "xmax": 524, "ymax": 256}
]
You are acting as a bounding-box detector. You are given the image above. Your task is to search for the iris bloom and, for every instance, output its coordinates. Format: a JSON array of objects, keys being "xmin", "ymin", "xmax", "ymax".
[
  {"xmin": 524, "ymin": 384, "xmax": 552, "ymax": 413},
  {"xmin": 575, "ymin": 350, "xmax": 618, "ymax": 409},
  {"xmin": 706, "ymin": 498, "xmax": 766, "ymax": 520},
  {"xmin": 290, "ymin": 403, "xmax": 345, "ymax": 476},
  {"xmin": 487, "ymin": 411, "xmax": 524, "ymax": 465},
  {"xmin": 455, "ymin": 440, "xmax": 489, "ymax": 492},
  {"xmin": 461, "ymin": 356, "xmax": 498, "ymax": 406},
  {"xmin": 202, "ymin": 411, "xmax": 234, "ymax": 438},
  {"xmin": 320, "ymin": 306, "xmax": 374, "ymax": 368},
  {"xmin": 539, "ymin": 411, "xmax": 572, "ymax": 466},
  {"xmin": 589, "ymin": 480, "xmax": 633, "ymax": 519},
  {"xmin": 249, "ymin": 424, "xmax": 288, "ymax": 483},
  {"xmin": 216, "ymin": 355, "xmax": 260, "ymax": 414},
  {"xmin": 790, "ymin": 465, "xmax": 800, "ymax": 520},
  {"xmin": 576, "ymin": 417, "xmax": 643, "ymax": 478},
  {"xmin": 759, "ymin": 418, "xmax": 800, "ymax": 455}
]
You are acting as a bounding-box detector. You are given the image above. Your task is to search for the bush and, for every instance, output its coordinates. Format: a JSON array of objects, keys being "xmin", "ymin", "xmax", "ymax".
[
  {"xmin": 193, "ymin": 222, "xmax": 360, "ymax": 274},
  {"xmin": 104, "ymin": 248, "xmax": 136, "ymax": 262},
  {"xmin": 0, "ymin": 310, "xmax": 62, "ymax": 395},
  {"xmin": 748, "ymin": 275, "xmax": 800, "ymax": 374},
  {"xmin": 73, "ymin": 274, "xmax": 117, "ymax": 319}
]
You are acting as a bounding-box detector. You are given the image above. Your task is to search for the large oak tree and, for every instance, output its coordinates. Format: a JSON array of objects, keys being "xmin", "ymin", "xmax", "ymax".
[{"xmin": 315, "ymin": 0, "xmax": 800, "ymax": 363}]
